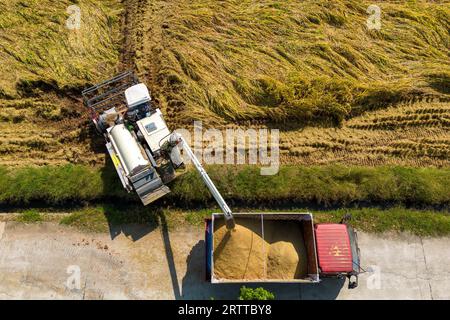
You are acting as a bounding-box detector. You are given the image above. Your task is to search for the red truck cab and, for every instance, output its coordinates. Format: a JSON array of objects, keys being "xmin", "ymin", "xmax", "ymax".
[{"xmin": 315, "ymin": 222, "xmax": 361, "ymax": 288}]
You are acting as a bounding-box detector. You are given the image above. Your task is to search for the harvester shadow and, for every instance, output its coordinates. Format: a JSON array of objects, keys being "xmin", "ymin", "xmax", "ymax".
[
  {"xmin": 86, "ymin": 125, "xmax": 108, "ymax": 155},
  {"xmin": 159, "ymin": 212, "xmax": 182, "ymax": 300},
  {"xmin": 181, "ymin": 241, "xmax": 345, "ymax": 300},
  {"xmin": 103, "ymin": 205, "xmax": 182, "ymax": 299},
  {"xmin": 108, "ymin": 223, "xmax": 156, "ymax": 242},
  {"xmin": 100, "ymin": 155, "xmax": 159, "ymax": 242}
]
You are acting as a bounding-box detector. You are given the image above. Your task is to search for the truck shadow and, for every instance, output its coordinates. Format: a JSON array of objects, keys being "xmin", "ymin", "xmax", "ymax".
[{"xmin": 181, "ymin": 241, "xmax": 345, "ymax": 300}]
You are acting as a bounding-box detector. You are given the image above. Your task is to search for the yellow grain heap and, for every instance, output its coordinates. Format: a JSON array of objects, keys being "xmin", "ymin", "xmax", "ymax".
[{"xmin": 213, "ymin": 218, "xmax": 308, "ymax": 280}]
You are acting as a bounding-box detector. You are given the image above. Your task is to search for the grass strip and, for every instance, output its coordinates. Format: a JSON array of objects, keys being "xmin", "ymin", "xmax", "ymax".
[
  {"xmin": 1, "ymin": 165, "xmax": 449, "ymax": 207},
  {"xmin": 55, "ymin": 205, "xmax": 450, "ymax": 237}
]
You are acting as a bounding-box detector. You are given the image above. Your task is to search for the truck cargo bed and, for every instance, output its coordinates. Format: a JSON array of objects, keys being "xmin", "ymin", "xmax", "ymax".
[{"xmin": 205, "ymin": 213, "xmax": 320, "ymax": 283}]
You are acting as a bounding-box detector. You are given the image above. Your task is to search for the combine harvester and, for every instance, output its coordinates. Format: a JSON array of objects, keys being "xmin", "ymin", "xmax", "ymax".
[{"xmin": 83, "ymin": 71, "xmax": 361, "ymax": 288}]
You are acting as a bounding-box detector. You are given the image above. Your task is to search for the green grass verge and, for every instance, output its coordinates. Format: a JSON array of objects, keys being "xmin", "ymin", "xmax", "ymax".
[
  {"xmin": 59, "ymin": 205, "xmax": 160, "ymax": 233},
  {"xmin": 313, "ymin": 207, "xmax": 450, "ymax": 236},
  {"xmin": 59, "ymin": 207, "xmax": 110, "ymax": 233},
  {"xmin": 184, "ymin": 207, "xmax": 450, "ymax": 237},
  {"xmin": 173, "ymin": 165, "xmax": 450, "ymax": 206},
  {"xmin": 16, "ymin": 209, "xmax": 43, "ymax": 223},
  {"xmin": 1, "ymin": 164, "xmax": 449, "ymax": 207},
  {"xmin": 57, "ymin": 205, "xmax": 450, "ymax": 237}
]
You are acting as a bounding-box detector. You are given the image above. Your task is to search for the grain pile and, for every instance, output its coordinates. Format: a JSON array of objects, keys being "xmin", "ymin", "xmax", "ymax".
[
  {"xmin": 213, "ymin": 218, "xmax": 266, "ymax": 280},
  {"xmin": 265, "ymin": 221, "xmax": 308, "ymax": 279},
  {"xmin": 213, "ymin": 218, "xmax": 308, "ymax": 280}
]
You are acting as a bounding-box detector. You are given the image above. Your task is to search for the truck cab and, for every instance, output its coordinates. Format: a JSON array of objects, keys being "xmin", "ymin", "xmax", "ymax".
[{"xmin": 315, "ymin": 223, "xmax": 360, "ymax": 288}]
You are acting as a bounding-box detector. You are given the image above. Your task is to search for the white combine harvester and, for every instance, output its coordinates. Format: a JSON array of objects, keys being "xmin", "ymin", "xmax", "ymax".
[{"xmin": 82, "ymin": 71, "xmax": 235, "ymax": 229}]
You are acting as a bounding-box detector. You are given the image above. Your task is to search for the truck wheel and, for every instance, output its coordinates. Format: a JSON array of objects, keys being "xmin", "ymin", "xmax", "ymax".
[{"xmin": 348, "ymin": 275, "xmax": 358, "ymax": 289}]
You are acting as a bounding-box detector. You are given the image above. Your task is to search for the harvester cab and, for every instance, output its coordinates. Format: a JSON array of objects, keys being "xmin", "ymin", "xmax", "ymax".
[{"xmin": 82, "ymin": 71, "xmax": 235, "ymax": 229}]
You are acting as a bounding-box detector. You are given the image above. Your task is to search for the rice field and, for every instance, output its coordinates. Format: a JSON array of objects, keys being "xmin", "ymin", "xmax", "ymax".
[
  {"xmin": 0, "ymin": 0, "xmax": 449, "ymax": 167},
  {"xmin": 0, "ymin": 0, "xmax": 121, "ymax": 166},
  {"xmin": 278, "ymin": 101, "xmax": 450, "ymax": 166},
  {"xmin": 0, "ymin": 0, "xmax": 122, "ymax": 97},
  {"xmin": 130, "ymin": 0, "xmax": 449, "ymax": 127},
  {"xmin": 0, "ymin": 95, "xmax": 105, "ymax": 166}
]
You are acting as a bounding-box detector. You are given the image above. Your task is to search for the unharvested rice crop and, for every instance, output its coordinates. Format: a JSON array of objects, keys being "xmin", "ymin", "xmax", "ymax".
[
  {"xmin": 128, "ymin": 0, "xmax": 449, "ymax": 127},
  {"xmin": 0, "ymin": 0, "xmax": 122, "ymax": 166},
  {"xmin": 0, "ymin": 0, "xmax": 448, "ymax": 167}
]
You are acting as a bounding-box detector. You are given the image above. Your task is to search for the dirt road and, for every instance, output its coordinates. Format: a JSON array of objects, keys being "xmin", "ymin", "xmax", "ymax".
[{"xmin": 0, "ymin": 221, "xmax": 449, "ymax": 300}]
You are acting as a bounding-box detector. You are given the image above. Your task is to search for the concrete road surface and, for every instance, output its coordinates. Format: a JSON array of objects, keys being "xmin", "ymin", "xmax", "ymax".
[{"xmin": 0, "ymin": 221, "xmax": 449, "ymax": 300}]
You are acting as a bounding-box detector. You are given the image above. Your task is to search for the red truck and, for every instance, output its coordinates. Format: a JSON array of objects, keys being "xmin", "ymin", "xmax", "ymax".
[{"xmin": 205, "ymin": 212, "xmax": 361, "ymax": 288}]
